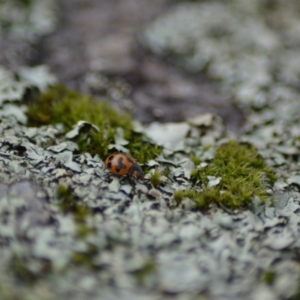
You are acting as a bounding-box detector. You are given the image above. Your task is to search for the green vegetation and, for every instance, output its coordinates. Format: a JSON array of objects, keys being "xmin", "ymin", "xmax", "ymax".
[
  {"xmin": 132, "ymin": 259, "xmax": 156, "ymax": 285},
  {"xmin": 57, "ymin": 185, "xmax": 99, "ymax": 269},
  {"xmin": 173, "ymin": 188, "xmax": 209, "ymax": 208},
  {"xmin": 57, "ymin": 185, "xmax": 90, "ymax": 221},
  {"xmin": 26, "ymin": 85, "xmax": 160, "ymax": 162},
  {"xmin": 57, "ymin": 184, "xmax": 94, "ymax": 238},
  {"xmin": 10, "ymin": 255, "xmax": 52, "ymax": 285},
  {"xmin": 26, "ymin": 85, "xmax": 130, "ymax": 130},
  {"xmin": 71, "ymin": 245, "xmax": 98, "ymax": 270},
  {"xmin": 10, "ymin": 256, "xmax": 36, "ymax": 284},
  {"xmin": 173, "ymin": 189, "xmax": 197, "ymax": 203},
  {"xmin": 175, "ymin": 141, "xmax": 276, "ymax": 209},
  {"xmin": 262, "ymin": 270, "xmax": 275, "ymax": 285},
  {"xmin": 160, "ymin": 168, "xmax": 171, "ymax": 180},
  {"xmin": 15, "ymin": 0, "xmax": 31, "ymax": 6},
  {"xmin": 149, "ymin": 170, "xmax": 163, "ymax": 186},
  {"xmin": 190, "ymin": 155, "xmax": 201, "ymax": 166}
]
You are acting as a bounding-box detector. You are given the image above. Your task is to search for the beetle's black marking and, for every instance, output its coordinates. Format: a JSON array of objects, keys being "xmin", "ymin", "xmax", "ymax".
[
  {"xmin": 115, "ymin": 157, "xmax": 127, "ymax": 173},
  {"xmin": 107, "ymin": 161, "xmax": 112, "ymax": 169},
  {"xmin": 129, "ymin": 164, "xmax": 144, "ymax": 180}
]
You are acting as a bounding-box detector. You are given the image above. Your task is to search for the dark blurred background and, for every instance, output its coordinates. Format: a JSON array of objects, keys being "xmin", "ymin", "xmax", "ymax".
[{"xmin": 4, "ymin": 0, "xmax": 275, "ymax": 131}]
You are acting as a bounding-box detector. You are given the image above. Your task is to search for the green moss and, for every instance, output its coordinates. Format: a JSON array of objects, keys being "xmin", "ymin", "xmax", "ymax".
[
  {"xmin": 162, "ymin": 168, "xmax": 171, "ymax": 178},
  {"xmin": 124, "ymin": 131, "xmax": 161, "ymax": 163},
  {"xmin": 57, "ymin": 184, "xmax": 94, "ymax": 236},
  {"xmin": 293, "ymin": 283, "xmax": 300, "ymax": 300},
  {"xmin": 26, "ymin": 85, "xmax": 128, "ymax": 129},
  {"xmin": 187, "ymin": 141, "xmax": 276, "ymax": 209},
  {"xmin": 191, "ymin": 155, "xmax": 201, "ymax": 166},
  {"xmin": 57, "ymin": 185, "xmax": 99, "ymax": 269},
  {"xmin": 132, "ymin": 259, "xmax": 156, "ymax": 285},
  {"xmin": 173, "ymin": 189, "xmax": 210, "ymax": 208},
  {"xmin": 262, "ymin": 270, "xmax": 275, "ymax": 285},
  {"xmin": 173, "ymin": 190, "xmax": 184, "ymax": 202},
  {"xmin": 57, "ymin": 184, "xmax": 89, "ymax": 222},
  {"xmin": 15, "ymin": 0, "xmax": 31, "ymax": 6},
  {"xmin": 173, "ymin": 189, "xmax": 197, "ymax": 203},
  {"xmin": 10, "ymin": 255, "xmax": 52, "ymax": 285},
  {"xmin": 149, "ymin": 170, "xmax": 163, "ymax": 186},
  {"xmin": 10, "ymin": 256, "xmax": 36, "ymax": 284},
  {"xmin": 26, "ymin": 85, "xmax": 161, "ymax": 161},
  {"xmin": 76, "ymin": 224, "xmax": 95, "ymax": 239},
  {"xmin": 71, "ymin": 245, "xmax": 98, "ymax": 270},
  {"xmin": 0, "ymin": 285, "xmax": 22, "ymax": 300}
]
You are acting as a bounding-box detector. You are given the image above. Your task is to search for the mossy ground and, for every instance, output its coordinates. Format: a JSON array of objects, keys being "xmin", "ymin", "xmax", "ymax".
[
  {"xmin": 261, "ymin": 270, "xmax": 275, "ymax": 285},
  {"xmin": 57, "ymin": 184, "xmax": 95, "ymax": 238},
  {"xmin": 149, "ymin": 170, "xmax": 163, "ymax": 186},
  {"xmin": 10, "ymin": 256, "xmax": 37, "ymax": 284},
  {"xmin": 28, "ymin": 85, "xmax": 276, "ymax": 211},
  {"xmin": 175, "ymin": 141, "xmax": 276, "ymax": 209},
  {"xmin": 15, "ymin": 0, "xmax": 31, "ymax": 6},
  {"xmin": 25, "ymin": 85, "xmax": 160, "ymax": 162},
  {"xmin": 57, "ymin": 185, "xmax": 99, "ymax": 269},
  {"xmin": 132, "ymin": 259, "xmax": 156, "ymax": 285}
]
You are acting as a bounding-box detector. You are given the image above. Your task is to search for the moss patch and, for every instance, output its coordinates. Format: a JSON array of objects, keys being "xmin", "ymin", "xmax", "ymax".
[
  {"xmin": 57, "ymin": 185, "xmax": 100, "ymax": 269},
  {"xmin": 71, "ymin": 245, "xmax": 99, "ymax": 270},
  {"xmin": 173, "ymin": 189, "xmax": 197, "ymax": 203},
  {"xmin": 262, "ymin": 270, "xmax": 275, "ymax": 285},
  {"xmin": 10, "ymin": 256, "xmax": 36, "ymax": 284},
  {"xmin": 149, "ymin": 170, "xmax": 163, "ymax": 186},
  {"xmin": 57, "ymin": 184, "xmax": 95, "ymax": 238},
  {"xmin": 25, "ymin": 85, "xmax": 160, "ymax": 161},
  {"xmin": 132, "ymin": 259, "xmax": 156, "ymax": 285},
  {"xmin": 15, "ymin": 0, "xmax": 31, "ymax": 7},
  {"xmin": 190, "ymin": 155, "xmax": 201, "ymax": 166},
  {"xmin": 9, "ymin": 255, "xmax": 52, "ymax": 286},
  {"xmin": 177, "ymin": 141, "xmax": 276, "ymax": 209}
]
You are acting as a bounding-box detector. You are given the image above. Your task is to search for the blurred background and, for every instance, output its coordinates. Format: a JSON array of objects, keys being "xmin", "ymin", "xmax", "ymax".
[{"xmin": 1, "ymin": 0, "xmax": 300, "ymax": 132}]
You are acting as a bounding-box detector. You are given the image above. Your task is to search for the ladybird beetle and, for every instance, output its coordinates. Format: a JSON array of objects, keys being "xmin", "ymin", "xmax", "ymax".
[{"xmin": 105, "ymin": 153, "xmax": 144, "ymax": 181}]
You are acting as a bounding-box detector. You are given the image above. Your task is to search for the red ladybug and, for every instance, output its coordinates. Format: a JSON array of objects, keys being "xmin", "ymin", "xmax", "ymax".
[{"xmin": 104, "ymin": 153, "xmax": 144, "ymax": 180}]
